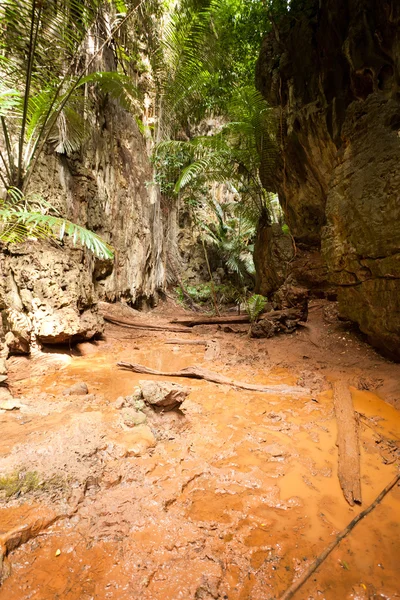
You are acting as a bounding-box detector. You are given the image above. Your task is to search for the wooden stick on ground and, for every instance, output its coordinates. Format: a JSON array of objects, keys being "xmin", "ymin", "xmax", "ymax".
[
  {"xmin": 171, "ymin": 314, "xmax": 252, "ymax": 326},
  {"xmin": 277, "ymin": 471, "xmax": 400, "ymax": 600},
  {"xmin": 103, "ymin": 315, "xmax": 190, "ymax": 333},
  {"xmin": 117, "ymin": 362, "xmax": 310, "ymax": 396},
  {"xmin": 333, "ymin": 381, "xmax": 362, "ymax": 505},
  {"xmin": 171, "ymin": 308, "xmax": 306, "ymax": 328}
]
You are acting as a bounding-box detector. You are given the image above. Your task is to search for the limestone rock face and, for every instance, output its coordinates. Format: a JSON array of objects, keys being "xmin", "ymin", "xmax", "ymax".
[
  {"xmin": 29, "ymin": 102, "xmax": 166, "ymax": 307},
  {"xmin": 0, "ymin": 242, "xmax": 104, "ymax": 351},
  {"xmin": 254, "ymin": 222, "xmax": 293, "ymax": 297},
  {"xmin": 256, "ymin": 0, "xmax": 400, "ymax": 359},
  {"xmin": 323, "ymin": 95, "xmax": 400, "ymax": 359},
  {"xmin": 0, "ymin": 101, "xmax": 168, "ymax": 356}
]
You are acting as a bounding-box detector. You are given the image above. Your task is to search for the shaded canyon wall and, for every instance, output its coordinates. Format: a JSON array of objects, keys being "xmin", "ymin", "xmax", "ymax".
[
  {"xmin": 255, "ymin": 0, "xmax": 400, "ymax": 360},
  {"xmin": 0, "ymin": 101, "xmax": 167, "ymax": 355}
]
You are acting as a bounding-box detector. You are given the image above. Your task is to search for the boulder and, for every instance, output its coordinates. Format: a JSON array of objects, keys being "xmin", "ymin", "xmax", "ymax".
[
  {"xmin": 0, "ymin": 242, "xmax": 104, "ymax": 355},
  {"xmin": 62, "ymin": 382, "xmax": 89, "ymax": 396},
  {"xmin": 139, "ymin": 380, "xmax": 189, "ymax": 411}
]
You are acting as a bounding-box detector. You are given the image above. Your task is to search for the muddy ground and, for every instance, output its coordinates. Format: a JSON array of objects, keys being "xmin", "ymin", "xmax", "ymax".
[{"xmin": 0, "ymin": 299, "xmax": 399, "ymax": 600}]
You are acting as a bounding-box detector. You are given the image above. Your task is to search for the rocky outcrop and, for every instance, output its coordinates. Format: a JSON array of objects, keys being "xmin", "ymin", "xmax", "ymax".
[
  {"xmin": 0, "ymin": 242, "xmax": 104, "ymax": 351},
  {"xmin": 30, "ymin": 102, "xmax": 166, "ymax": 306},
  {"xmin": 0, "ymin": 101, "xmax": 167, "ymax": 357},
  {"xmin": 256, "ymin": 0, "xmax": 400, "ymax": 359}
]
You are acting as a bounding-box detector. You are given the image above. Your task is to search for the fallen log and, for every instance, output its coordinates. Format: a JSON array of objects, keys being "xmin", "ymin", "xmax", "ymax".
[
  {"xmin": 278, "ymin": 471, "xmax": 400, "ymax": 600},
  {"xmin": 104, "ymin": 315, "xmax": 190, "ymax": 333},
  {"xmin": 171, "ymin": 314, "xmax": 251, "ymax": 326},
  {"xmin": 333, "ymin": 381, "xmax": 362, "ymax": 505},
  {"xmin": 117, "ymin": 362, "xmax": 310, "ymax": 396},
  {"xmin": 171, "ymin": 308, "xmax": 307, "ymax": 330}
]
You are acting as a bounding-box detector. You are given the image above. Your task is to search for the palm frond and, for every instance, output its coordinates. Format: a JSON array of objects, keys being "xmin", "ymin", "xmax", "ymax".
[
  {"xmin": 246, "ymin": 294, "xmax": 267, "ymax": 322},
  {"xmin": 0, "ymin": 207, "xmax": 114, "ymax": 259}
]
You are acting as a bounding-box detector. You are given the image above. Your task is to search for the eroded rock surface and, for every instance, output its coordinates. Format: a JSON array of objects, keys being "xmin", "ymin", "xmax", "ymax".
[
  {"xmin": 140, "ymin": 380, "xmax": 190, "ymax": 410},
  {"xmin": 0, "ymin": 242, "xmax": 104, "ymax": 354},
  {"xmin": 256, "ymin": 0, "xmax": 400, "ymax": 359}
]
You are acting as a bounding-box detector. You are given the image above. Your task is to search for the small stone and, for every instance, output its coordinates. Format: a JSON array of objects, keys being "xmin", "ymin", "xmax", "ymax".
[
  {"xmin": 122, "ymin": 408, "xmax": 147, "ymax": 427},
  {"xmin": 133, "ymin": 399, "xmax": 145, "ymax": 411},
  {"xmin": 0, "ymin": 358, "xmax": 7, "ymax": 376},
  {"xmin": 0, "ymin": 375, "xmax": 8, "ymax": 383},
  {"xmin": 0, "ymin": 387, "xmax": 14, "ymax": 402},
  {"xmin": 124, "ymin": 387, "xmax": 143, "ymax": 406},
  {"xmin": 62, "ymin": 382, "xmax": 88, "ymax": 396},
  {"xmin": 113, "ymin": 425, "xmax": 156, "ymax": 457},
  {"xmin": 114, "ymin": 396, "xmax": 125, "ymax": 409},
  {"xmin": 84, "ymin": 394, "xmax": 97, "ymax": 402},
  {"xmin": 0, "ymin": 399, "xmax": 21, "ymax": 411}
]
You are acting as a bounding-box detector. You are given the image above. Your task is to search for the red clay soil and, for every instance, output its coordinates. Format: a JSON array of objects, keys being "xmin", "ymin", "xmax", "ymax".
[{"xmin": 0, "ymin": 299, "xmax": 399, "ymax": 600}]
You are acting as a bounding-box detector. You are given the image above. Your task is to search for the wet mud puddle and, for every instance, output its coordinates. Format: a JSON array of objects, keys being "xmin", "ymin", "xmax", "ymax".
[{"xmin": 0, "ymin": 335, "xmax": 399, "ymax": 600}]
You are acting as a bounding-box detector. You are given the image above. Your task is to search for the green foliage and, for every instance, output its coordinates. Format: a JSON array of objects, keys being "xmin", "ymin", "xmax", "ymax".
[
  {"xmin": 0, "ymin": 0, "xmax": 142, "ymax": 256},
  {"xmin": 199, "ymin": 198, "xmax": 255, "ymax": 282},
  {"xmin": 246, "ymin": 293, "xmax": 268, "ymax": 323},
  {"xmin": 0, "ymin": 470, "xmax": 67, "ymax": 498},
  {"xmin": 155, "ymin": 0, "xmax": 273, "ymax": 131},
  {"xmin": 0, "ymin": 188, "xmax": 114, "ymax": 259},
  {"xmin": 0, "ymin": 471, "xmax": 40, "ymax": 498},
  {"xmin": 176, "ymin": 282, "xmax": 239, "ymax": 306},
  {"xmin": 151, "ymin": 145, "xmax": 193, "ymax": 196},
  {"xmin": 155, "ymin": 84, "xmax": 277, "ymax": 224}
]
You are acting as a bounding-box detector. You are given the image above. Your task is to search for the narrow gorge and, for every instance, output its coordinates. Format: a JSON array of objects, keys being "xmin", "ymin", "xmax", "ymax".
[{"xmin": 0, "ymin": 1, "xmax": 399, "ymax": 599}]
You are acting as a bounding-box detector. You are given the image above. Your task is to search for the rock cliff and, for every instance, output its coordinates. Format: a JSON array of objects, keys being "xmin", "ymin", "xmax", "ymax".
[
  {"xmin": 0, "ymin": 101, "xmax": 167, "ymax": 357},
  {"xmin": 256, "ymin": 0, "xmax": 400, "ymax": 360}
]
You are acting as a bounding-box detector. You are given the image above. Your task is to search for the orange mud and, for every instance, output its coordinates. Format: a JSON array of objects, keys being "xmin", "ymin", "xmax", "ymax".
[{"xmin": 0, "ymin": 301, "xmax": 399, "ymax": 599}]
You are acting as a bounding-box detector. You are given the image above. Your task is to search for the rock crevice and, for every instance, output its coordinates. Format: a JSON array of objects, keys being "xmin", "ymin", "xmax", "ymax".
[{"xmin": 256, "ymin": 0, "xmax": 400, "ymax": 359}]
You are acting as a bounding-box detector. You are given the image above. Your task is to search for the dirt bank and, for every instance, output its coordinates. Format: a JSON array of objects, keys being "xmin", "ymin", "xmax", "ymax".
[{"xmin": 0, "ymin": 300, "xmax": 399, "ymax": 599}]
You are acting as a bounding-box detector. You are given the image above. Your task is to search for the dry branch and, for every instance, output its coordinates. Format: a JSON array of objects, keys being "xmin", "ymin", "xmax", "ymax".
[
  {"xmin": 103, "ymin": 314, "xmax": 190, "ymax": 333},
  {"xmin": 333, "ymin": 381, "xmax": 362, "ymax": 505},
  {"xmin": 117, "ymin": 362, "xmax": 309, "ymax": 396},
  {"xmin": 278, "ymin": 471, "xmax": 400, "ymax": 600},
  {"xmin": 172, "ymin": 308, "xmax": 306, "ymax": 329},
  {"xmin": 171, "ymin": 314, "xmax": 251, "ymax": 326}
]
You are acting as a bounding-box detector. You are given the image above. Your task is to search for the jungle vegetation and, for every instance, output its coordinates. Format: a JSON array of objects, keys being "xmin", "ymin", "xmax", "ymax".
[{"xmin": 0, "ymin": 0, "xmax": 290, "ymax": 266}]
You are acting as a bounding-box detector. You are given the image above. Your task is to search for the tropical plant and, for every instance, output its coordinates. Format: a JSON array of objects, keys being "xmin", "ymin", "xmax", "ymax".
[
  {"xmin": 0, "ymin": 0, "xmax": 144, "ymax": 257},
  {"xmin": 154, "ymin": 84, "xmax": 277, "ymax": 225},
  {"xmin": 200, "ymin": 198, "xmax": 255, "ymax": 283},
  {"xmin": 0, "ymin": 188, "xmax": 113, "ymax": 259},
  {"xmin": 246, "ymin": 293, "xmax": 267, "ymax": 323},
  {"xmin": 153, "ymin": 0, "xmax": 273, "ymax": 134}
]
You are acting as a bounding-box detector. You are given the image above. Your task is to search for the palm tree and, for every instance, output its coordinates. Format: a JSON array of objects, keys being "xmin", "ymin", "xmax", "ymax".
[
  {"xmin": 200, "ymin": 198, "xmax": 256, "ymax": 283},
  {"xmin": 0, "ymin": 0, "xmax": 144, "ymax": 258},
  {"xmin": 154, "ymin": 85, "xmax": 277, "ymax": 222}
]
